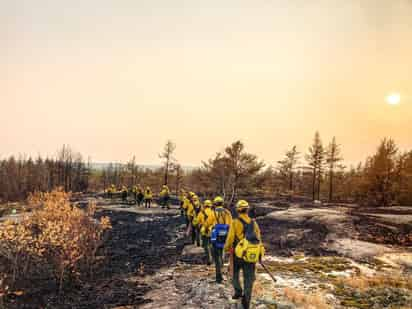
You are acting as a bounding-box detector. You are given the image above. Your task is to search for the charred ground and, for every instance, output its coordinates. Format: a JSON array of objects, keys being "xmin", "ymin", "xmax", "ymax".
[{"xmin": 2, "ymin": 197, "xmax": 412, "ymax": 309}]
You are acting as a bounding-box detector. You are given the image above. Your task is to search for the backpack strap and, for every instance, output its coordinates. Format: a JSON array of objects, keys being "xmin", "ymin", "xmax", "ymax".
[
  {"xmin": 215, "ymin": 208, "xmax": 227, "ymax": 224},
  {"xmin": 202, "ymin": 209, "xmax": 208, "ymax": 221},
  {"xmin": 237, "ymin": 217, "xmax": 257, "ymax": 240}
]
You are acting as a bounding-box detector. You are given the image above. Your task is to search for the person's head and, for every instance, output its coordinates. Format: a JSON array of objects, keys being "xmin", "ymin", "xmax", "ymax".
[
  {"xmin": 236, "ymin": 200, "xmax": 249, "ymax": 214},
  {"xmin": 189, "ymin": 191, "xmax": 196, "ymax": 201},
  {"xmin": 203, "ymin": 200, "xmax": 212, "ymax": 208},
  {"xmin": 213, "ymin": 196, "xmax": 224, "ymax": 207}
]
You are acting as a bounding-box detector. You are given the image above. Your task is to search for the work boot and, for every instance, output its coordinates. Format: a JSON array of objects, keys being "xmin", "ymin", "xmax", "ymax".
[{"xmin": 242, "ymin": 296, "xmax": 250, "ymax": 309}]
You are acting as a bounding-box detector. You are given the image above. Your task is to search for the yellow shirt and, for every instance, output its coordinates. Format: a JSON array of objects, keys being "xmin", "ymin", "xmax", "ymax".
[
  {"xmin": 160, "ymin": 188, "xmax": 170, "ymax": 197},
  {"xmin": 196, "ymin": 207, "xmax": 213, "ymax": 226},
  {"xmin": 144, "ymin": 190, "xmax": 153, "ymax": 199},
  {"xmin": 186, "ymin": 200, "xmax": 195, "ymax": 219},
  {"xmin": 203, "ymin": 206, "xmax": 232, "ymax": 233},
  {"xmin": 182, "ymin": 197, "xmax": 190, "ymax": 210},
  {"xmin": 196, "ymin": 207, "xmax": 214, "ymax": 236},
  {"xmin": 224, "ymin": 213, "xmax": 262, "ymax": 252}
]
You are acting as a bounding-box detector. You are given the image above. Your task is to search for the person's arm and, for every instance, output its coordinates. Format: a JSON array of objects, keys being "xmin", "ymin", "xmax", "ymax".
[
  {"xmin": 225, "ymin": 210, "xmax": 233, "ymax": 225},
  {"xmin": 197, "ymin": 212, "xmax": 204, "ymax": 225},
  {"xmin": 224, "ymin": 221, "xmax": 236, "ymax": 252},
  {"xmin": 187, "ymin": 204, "xmax": 194, "ymax": 219},
  {"xmin": 204, "ymin": 210, "xmax": 214, "ymax": 229},
  {"xmin": 254, "ymin": 221, "xmax": 262, "ymax": 241}
]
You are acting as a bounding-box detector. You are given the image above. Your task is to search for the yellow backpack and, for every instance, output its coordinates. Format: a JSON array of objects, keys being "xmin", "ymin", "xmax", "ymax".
[{"xmin": 235, "ymin": 218, "xmax": 264, "ymax": 263}]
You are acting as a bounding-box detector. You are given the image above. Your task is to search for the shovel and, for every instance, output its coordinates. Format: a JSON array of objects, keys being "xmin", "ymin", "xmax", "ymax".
[{"xmin": 259, "ymin": 261, "xmax": 277, "ymax": 284}]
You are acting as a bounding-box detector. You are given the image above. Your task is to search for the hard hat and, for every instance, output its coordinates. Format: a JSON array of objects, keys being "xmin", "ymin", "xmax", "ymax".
[
  {"xmin": 236, "ymin": 200, "xmax": 249, "ymax": 210},
  {"xmin": 203, "ymin": 200, "xmax": 212, "ymax": 207},
  {"xmin": 213, "ymin": 196, "xmax": 224, "ymax": 205}
]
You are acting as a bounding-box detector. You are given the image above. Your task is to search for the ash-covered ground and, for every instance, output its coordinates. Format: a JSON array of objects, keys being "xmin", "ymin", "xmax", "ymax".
[{"xmin": 3, "ymin": 197, "xmax": 412, "ymax": 308}]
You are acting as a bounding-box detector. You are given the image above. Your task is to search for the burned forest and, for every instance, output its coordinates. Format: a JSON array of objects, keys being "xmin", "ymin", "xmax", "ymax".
[{"xmin": 1, "ymin": 138, "xmax": 412, "ymax": 309}]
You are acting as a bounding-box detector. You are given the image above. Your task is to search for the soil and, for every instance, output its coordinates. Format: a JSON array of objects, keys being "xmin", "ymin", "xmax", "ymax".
[
  {"xmin": 351, "ymin": 206, "xmax": 412, "ymax": 246},
  {"xmin": 4, "ymin": 203, "xmax": 187, "ymax": 309},
  {"xmin": 2, "ymin": 197, "xmax": 412, "ymax": 309}
]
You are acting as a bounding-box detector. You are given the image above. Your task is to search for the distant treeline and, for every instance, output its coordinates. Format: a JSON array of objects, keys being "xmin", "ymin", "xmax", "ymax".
[
  {"xmin": 0, "ymin": 145, "xmax": 91, "ymax": 202},
  {"xmin": 1, "ymin": 135, "xmax": 412, "ymax": 206},
  {"xmin": 185, "ymin": 135, "xmax": 412, "ymax": 206}
]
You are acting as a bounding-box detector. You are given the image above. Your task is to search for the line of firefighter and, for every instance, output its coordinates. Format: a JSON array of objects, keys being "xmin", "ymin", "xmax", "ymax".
[
  {"xmin": 106, "ymin": 184, "xmax": 171, "ymax": 209},
  {"xmin": 180, "ymin": 189, "xmax": 265, "ymax": 309}
]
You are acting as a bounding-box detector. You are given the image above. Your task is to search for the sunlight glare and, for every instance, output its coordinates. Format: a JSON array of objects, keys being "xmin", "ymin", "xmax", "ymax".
[{"xmin": 386, "ymin": 93, "xmax": 401, "ymax": 105}]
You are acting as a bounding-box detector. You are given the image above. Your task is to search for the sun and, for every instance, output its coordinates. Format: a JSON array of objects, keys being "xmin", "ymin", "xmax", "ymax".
[{"xmin": 386, "ymin": 93, "xmax": 401, "ymax": 105}]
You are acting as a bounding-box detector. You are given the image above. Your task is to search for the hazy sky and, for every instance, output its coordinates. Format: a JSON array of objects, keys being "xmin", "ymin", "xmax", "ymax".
[{"xmin": 2, "ymin": 0, "xmax": 412, "ymax": 166}]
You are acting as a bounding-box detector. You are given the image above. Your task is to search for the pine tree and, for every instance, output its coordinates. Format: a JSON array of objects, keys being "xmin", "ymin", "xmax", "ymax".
[
  {"xmin": 326, "ymin": 137, "xmax": 343, "ymax": 202},
  {"xmin": 365, "ymin": 138, "xmax": 398, "ymax": 206},
  {"xmin": 277, "ymin": 145, "xmax": 300, "ymax": 191},
  {"xmin": 159, "ymin": 140, "xmax": 176, "ymax": 186},
  {"xmin": 306, "ymin": 132, "xmax": 325, "ymax": 201}
]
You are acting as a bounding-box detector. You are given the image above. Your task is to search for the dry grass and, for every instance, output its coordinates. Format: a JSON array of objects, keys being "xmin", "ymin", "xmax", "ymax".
[
  {"xmin": 338, "ymin": 273, "xmax": 412, "ymax": 291},
  {"xmin": 262, "ymin": 256, "xmax": 356, "ymax": 275},
  {"xmin": 252, "ymin": 279, "xmax": 265, "ymax": 297},
  {"xmin": 283, "ymin": 287, "xmax": 332, "ymax": 309},
  {"xmin": 0, "ymin": 189, "xmax": 111, "ymax": 296}
]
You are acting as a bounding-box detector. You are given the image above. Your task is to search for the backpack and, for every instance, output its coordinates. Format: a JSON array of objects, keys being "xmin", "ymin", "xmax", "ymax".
[
  {"xmin": 234, "ymin": 217, "xmax": 264, "ymax": 263},
  {"xmin": 211, "ymin": 208, "xmax": 229, "ymax": 249}
]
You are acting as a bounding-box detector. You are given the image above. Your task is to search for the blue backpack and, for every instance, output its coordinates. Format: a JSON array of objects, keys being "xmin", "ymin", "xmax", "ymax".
[{"xmin": 211, "ymin": 208, "xmax": 230, "ymax": 248}]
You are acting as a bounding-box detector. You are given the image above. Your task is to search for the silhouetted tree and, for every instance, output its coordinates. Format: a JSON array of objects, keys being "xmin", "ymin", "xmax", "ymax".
[
  {"xmin": 326, "ymin": 137, "xmax": 343, "ymax": 202},
  {"xmin": 306, "ymin": 132, "xmax": 325, "ymax": 201},
  {"xmin": 278, "ymin": 145, "xmax": 300, "ymax": 191},
  {"xmin": 159, "ymin": 140, "xmax": 176, "ymax": 186}
]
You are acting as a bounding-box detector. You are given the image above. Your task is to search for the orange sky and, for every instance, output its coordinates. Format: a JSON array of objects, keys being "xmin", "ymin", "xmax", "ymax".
[{"xmin": 2, "ymin": 0, "xmax": 412, "ymax": 166}]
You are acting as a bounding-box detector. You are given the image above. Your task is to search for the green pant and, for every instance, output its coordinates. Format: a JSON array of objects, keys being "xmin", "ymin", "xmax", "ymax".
[
  {"xmin": 191, "ymin": 225, "xmax": 201, "ymax": 246},
  {"xmin": 233, "ymin": 256, "xmax": 256, "ymax": 309},
  {"xmin": 212, "ymin": 245, "xmax": 224, "ymax": 282},
  {"xmin": 201, "ymin": 235, "xmax": 211, "ymax": 264}
]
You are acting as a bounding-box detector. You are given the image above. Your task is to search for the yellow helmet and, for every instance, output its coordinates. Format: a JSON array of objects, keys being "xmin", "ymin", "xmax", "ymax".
[
  {"xmin": 213, "ymin": 196, "xmax": 224, "ymax": 205},
  {"xmin": 203, "ymin": 200, "xmax": 212, "ymax": 207},
  {"xmin": 236, "ymin": 200, "xmax": 249, "ymax": 210},
  {"xmin": 189, "ymin": 191, "xmax": 196, "ymax": 197}
]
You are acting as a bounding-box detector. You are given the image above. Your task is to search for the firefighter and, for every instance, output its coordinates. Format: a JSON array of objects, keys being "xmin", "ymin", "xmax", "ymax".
[
  {"xmin": 159, "ymin": 185, "xmax": 170, "ymax": 209},
  {"xmin": 121, "ymin": 186, "xmax": 128, "ymax": 202},
  {"xmin": 224, "ymin": 200, "xmax": 264, "ymax": 309},
  {"xmin": 196, "ymin": 199, "xmax": 214, "ymax": 265},
  {"xmin": 144, "ymin": 186, "xmax": 153, "ymax": 208},
  {"xmin": 136, "ymin": 185, "xmax": 144, "ymax": 207},
  {"xmin": 203, "ymin": 196, "xmax": 232, "ymax": 283}
]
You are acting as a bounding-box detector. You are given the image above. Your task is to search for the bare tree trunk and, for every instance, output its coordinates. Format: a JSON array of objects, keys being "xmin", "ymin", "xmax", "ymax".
[
  {"xmin": 312, "ymin": 167, "xmax": 316, "ymax": 201},
  {"xmin": 164, "ymin": 159, "xmax": 169, "ymax": 185},
  {"xmin": 329, "ymin": 170, "xmax": 333, "ymax": 202},
  {"xmin": 175, "ymin": 168, "xmax": 180, "ymax": 196}
]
